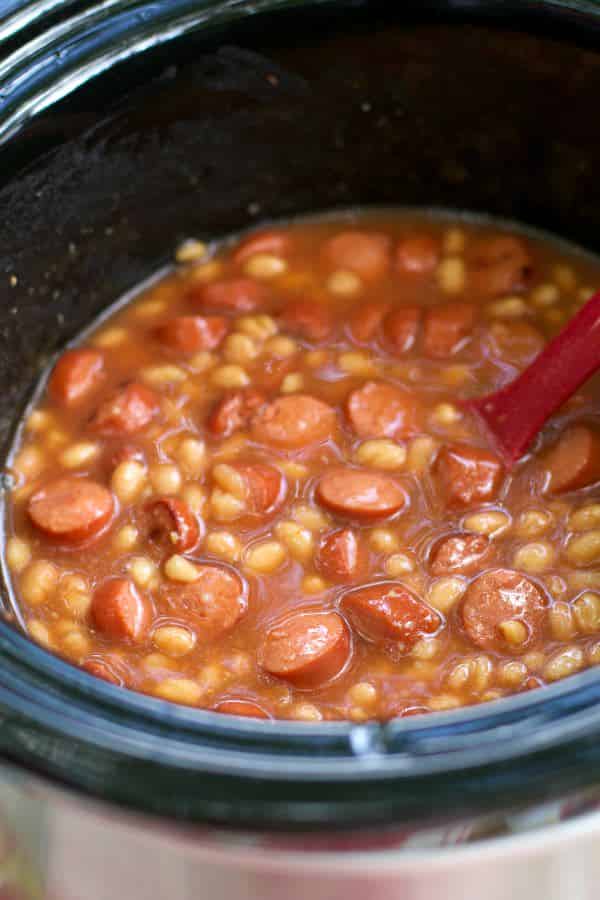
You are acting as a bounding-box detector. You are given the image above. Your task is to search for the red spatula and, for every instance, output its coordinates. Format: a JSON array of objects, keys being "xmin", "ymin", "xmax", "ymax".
[{"xmin": 465, "ymin": 290, "xmax": 600, "ymax": 467}]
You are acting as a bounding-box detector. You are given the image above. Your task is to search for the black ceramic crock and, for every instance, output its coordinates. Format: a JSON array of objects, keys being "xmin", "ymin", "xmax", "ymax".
[{"xmin": 1, "ymin": 0, "xmax": 600, "ymax": 835}]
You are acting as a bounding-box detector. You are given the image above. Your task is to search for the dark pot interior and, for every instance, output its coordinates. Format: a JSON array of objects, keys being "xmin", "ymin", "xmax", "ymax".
[{"xmin": 2, "ymin": 0, "xmax": 600, "ymax": 830}]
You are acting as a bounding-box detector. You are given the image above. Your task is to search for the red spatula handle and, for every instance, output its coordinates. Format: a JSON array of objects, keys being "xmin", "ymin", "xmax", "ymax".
[{"xmin": 465, "ymin": 290, "xmax": 600, "ymax": 467}]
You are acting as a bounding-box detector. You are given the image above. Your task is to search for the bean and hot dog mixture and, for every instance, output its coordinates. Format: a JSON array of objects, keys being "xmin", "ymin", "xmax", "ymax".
[{"xmin": 5, "ymin": 213, "xmax": 600, "ymax": 721}]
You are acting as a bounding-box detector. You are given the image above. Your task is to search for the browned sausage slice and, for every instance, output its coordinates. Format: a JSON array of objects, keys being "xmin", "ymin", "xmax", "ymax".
[
  {"xmin": 341, "ymin": 582, "xmax": 441, "ymax": 647},
  {"xmin": 82, "ymin": 657, "xmax": 125, "ymax": 686},
  {"xmin": 383, "ymin": 307, "xmax": 421, "ymax": 355},
  {"xmin": 207, "ymin": 388, "xmax": 267, "ymax": 438},
  {"xmin": 346, "ymin": 381, "xmax": 419, "ymax": 439},
  {"xmin": 395, "ymin": 235, "xmax": 439, "ymax": 275},
  {"xmin": 213, "ymin": 698, "xmax": 271, "ymax": 719},
  {"xmin": 48, "ymin": 348, "xmax": 105, "ymax": 407},
  {"xmin": 155, "ymin": 315, "xmax": 228, "ymax": 353},
  {"xmin": 251, "ymin": 395, "xmax": 337, "ymax": 449},
  {"xmin": 462, "ymin": 568, "xmax": 547, "ymax": 652},
  {"xmin": 434, "ymin": 443, "xmax": 504, "ymax": 507},
  {"xmin": 316, "ymin": 468, "xmax": 408, "ymax": 521},
  {"xmin": 348, "ymin": 301, "xmax": 390, "ymax": 344},
  {"xmin": 544, "ymin": 425, "xmax": 600, "ymax": 493},
  {"xmin": 280, "ymin": 299, "xmax": 333, "ymax": 343},
  {"xmin": 90, "ymin": 382, "xmax": 159, "ymax": 435},
  {"xmin": 161, "ymin": 564, "xmax": 246, "ymax": 639},
  {"xmin": 193, "ymin": 278, "xmax": 271, "ymax": 313},
  {"xmin": 28, "ymin": 477, "xmax": 114, "ymax": 545},
  {"xmin": 144, "ymin": 498, "xmax": 202, "ymax": 553},
  {"xmin": 429, "ymin": 532, "xmax": 496, "ymax": 577},
  {"xmin": 260, "ymin": 611, "xmax": 351, "ymax": 687},
  {"xmin": 316, "ymin": 528, "xmax": 370, "ymax": 583},
  {"xmin": 91, "ymin": 578, "xmax": 149, "ymax": 641},
  {"xmin": 469, "ymin": 236, "xmax": 533, "ymax": 296},
  {"xmin": 423, "ymin": 303, "xmax": 477, "ymax": 358},
  {"xmin": 228, "ymin": 463, "xmax": 287, "ymax": 516},
  {"xmin": 484, "ymin": 321, "xmax": 544, "ymax": 369},
  {"xmin": 322, "ymin": 231, "xmax": 391, "ymax": 280},
  {"xmin": 232, "ymin": 230, "xmax": 293, "ymax": 265}
]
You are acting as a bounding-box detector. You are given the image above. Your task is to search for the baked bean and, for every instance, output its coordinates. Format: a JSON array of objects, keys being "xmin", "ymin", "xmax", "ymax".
[
  {"xmin": 395, "ymin": 235, "xmax": 439, "ymax": 274},
  {"xmin": 48, "ymin": 348, "xmax": 104, "ymax": 407},
  {"xmin": 90, "ymin": 382, "xmax": 159, "ymax": 435},
  {"xmin": 192, "ymin": 278, "xmax": 271, "ymax": 313},
  {"xmin": 280, "ymin": 300, "xmax": 333, "ymax": 343},
  {"xmin": 423, "ymin": 302, "xmax": 477, "ymax": 358},
  {"xmin": 260, "ymin": 611, "xmax": 351, "ymax": 687},
  {"xmin": 383, "ymin": 307, "xmax": 420, "ymax": 355},
  {"xmin": 161, "ymin": 564, "xmax": 246, "ymax": 639},
  {"xmin": 462, "ymin": 569, "xmax": 547, "ymax": 653},
  {"xmin": 484, "ymin": 321, "xmax": 544, "ymax": 368},
  {"xmin": 155, "ymin": 316, "xmax": 228, "ymax": 353},
  {"xmin": 322, "ymin": 231, "xmax": 391, "ymax": 280},
  {"xmin": 435, "ymin": 443, "xmax": 504, "ymax": 507},
  {"xmin": 316, "ymin": 528, "xmax": 369, "ymax": 583},
  {"xmin": 142, "ymin": 498, "xmax": 201, "ymax": 554},
  {"xmin": 208, "ymin": 388, "xmax": 266, "ymax": 438},
  {"xmin": 341, "ymin": 582, "xmax": 441, "ymax": 648},
  {"xmin": 91, "ymin": 578, "xmax": 148, "ymax": 641},
  {"xmin": 544, "ymin": 425, "xmax": 600, "ymax": 493},
  {"xmin": 251, "ymin": 395, "xmax": 337, "ymax": 449},
  {"xmin": 28, "ymin": 477, "xmax": 114, "ymax": 546},
  {"xmin": 346, "ymin": 381, "xmax": 419, "ymax": 439},
  {"xmin": 469, "ymin": 235, "xmax": 533, "ymax": 296},
  {"xmin": 429, "ymin": 532, "xmax": 495, "ymax": 577},
  {"xmin": 316, "ymin": 468, "xmax": 408, "ymax": 521}
]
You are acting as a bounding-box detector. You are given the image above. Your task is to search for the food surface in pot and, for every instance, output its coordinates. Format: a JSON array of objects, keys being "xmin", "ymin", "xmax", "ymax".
[{"xmin": 5, "ymin": 212, "xmax": 600, "ymax": 722}]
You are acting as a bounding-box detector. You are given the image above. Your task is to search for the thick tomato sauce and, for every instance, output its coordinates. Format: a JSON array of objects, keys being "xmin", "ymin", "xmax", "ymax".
[{"xmin": 5, "ymin": 213, "xmax": 600, "ymax": 722}]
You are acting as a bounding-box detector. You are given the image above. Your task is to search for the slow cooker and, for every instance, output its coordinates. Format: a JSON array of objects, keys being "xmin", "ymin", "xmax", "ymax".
[{"xmin": 2, "ymin": 1, "xmax": 600, "ymax": 897}]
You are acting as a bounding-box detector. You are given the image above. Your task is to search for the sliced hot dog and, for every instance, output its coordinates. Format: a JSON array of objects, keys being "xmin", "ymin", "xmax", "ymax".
[
  {"xmin": 544, "ymin": 425, "xmax": 600, "ymax": 494},
  {"xmin": 193, "ymin": 278, "xmax": 271, "ymax": 313},
  {"xmin": 214, "ymin": 698, "xmax": 271, "ymax": 719},
  {"xmin": 316, "ymin": 468, "xmax": 408, "ymax": 521},
  {"xmin": 90, "ymin": 382, "xmax": 159, "ymax": 435},
  {"xmin": 484, "ymin": 321, "xmax": 544, "ymax": 369},
  {"xmin": 161, "ymin": 564, "xmax": 246, "ymax": 639},
  {"xmin": 280, "ymin": 299, "xmax": 333, "ymax": 343},
  {"xmin": 348, "ymin": 301, "xmax": 390, "ymax": 344},
  {"xmin": 227, "ymin": 462, "xmax": 287, "ymax": 516},
  {"xmin": 435, "ymin": 443, "xmax": 504, "ymax": 507},
  {"xmin": 260, "ymin": 611, "xmax": 351, "ymax": 688},
  {"xmin": 429, "ymin": 532, "xmax": 495, "ymax": 577},
  {"xmin": 251, "ymin": 394, "xmax": 337, "ymax": 449},
  {"xmin": 91, "ymin": 578, "xmax": 149, "ymax": 641},
  {"xmin": 155, "ymin": 315, "xmax": 228, "ymax": 353},
  {"xmin": 341, "ymin": 582, "xmax": 441, "ymax": 648},
  {"xmin": 468, "ymin": 235, "xmax": 533, "ymax": 297},
  {"xmin": 383, "ymin": 307, "xmax": 420, "ymax": 355},
  {"xmin": 316, "ymin": 528, "xmax": 370, "ymax": 583},
  {"xmin": 28, "ymin": 477, "xmax": 114, "ymax": 545},
  {"xmin": 143, "ymin": 498, "xmax": 202, "ymax": 554},
  {"xmin": 346, "ymin": 381, "xmax": 419, "ymax": 439},
  {"xmin": 395, "ymin": 235, "xmax": 439, "ymax": 275},
  {"xmin": 232, "ymin": 230, "xmax": 293, "ymax": 265},
  {"xmin": 423, "ymin": 302, "xmax": 477, "ymax": 358},
  {"xmin": 82, "ymin": 657, "xmax": 125, "ymax": 686},
  {"xmin": 208, "ymin": 388, "xmax": 267, "ymax": 438},
  {"xmin": 462, "ymin": 568, "xmax": 547, "ymax": 652},
  {"xmin": 48, "ymin": 348, "xmax": 105, "ymax": 407},
  {"xmin": 322, "ymin": 231, "xmax": 391, "ymax": 281}
]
